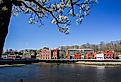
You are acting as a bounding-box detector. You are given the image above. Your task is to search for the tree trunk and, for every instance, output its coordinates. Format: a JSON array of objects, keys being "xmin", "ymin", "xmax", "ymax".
[{"xmin": 0, "ymin": 1, "xmax": 12, "ymax": 58}]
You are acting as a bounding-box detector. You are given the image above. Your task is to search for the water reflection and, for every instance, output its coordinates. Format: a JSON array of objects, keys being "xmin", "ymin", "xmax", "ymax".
[
  {"xmin": 0, "ymin": 63, "xmax": 121, "ymax": 82},
  {"xmin": 96, "ymin": 66, "xmax": 106, "ymax": 82}
]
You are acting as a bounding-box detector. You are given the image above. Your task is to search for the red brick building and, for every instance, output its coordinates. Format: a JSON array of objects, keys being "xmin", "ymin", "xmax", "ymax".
[
  {"xmin": 103, "ymin": 50, "xmax": 116, "ymax": 59},
  {"xmin": 51, "ymin": 49, "xmax": 59, "ymax": 59},
  {"xmin": 74, "ymin": 52, "xmax": 82, "ymax": 59},
  {"xmin": 67, "ymin": 49, "xmax": 94, "ymax": 59},
  {"xmin": 39, "ymin": 48, "xmax": 51, "ymax": 59},
  {"xmin": 86, "ymin": 52, "xmax": 96, "ymax": 59}
]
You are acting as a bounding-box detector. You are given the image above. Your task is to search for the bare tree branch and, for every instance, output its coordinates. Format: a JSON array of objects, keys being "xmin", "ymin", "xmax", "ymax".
[{"xmin": 11, "ymin": 0, "xmax": 97, "ymax": 34}]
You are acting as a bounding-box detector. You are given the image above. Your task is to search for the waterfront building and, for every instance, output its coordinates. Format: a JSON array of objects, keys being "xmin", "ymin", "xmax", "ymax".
[
  {"xmin": 2, "ymin": 49, "xmax": 23, "ymax": 59},
  {"xmin": 39, "ymin": 47, "xmax": 51, "ymax": 59},
  {"xmin": 22, "ymin": 49, "xmax": 31, "ymax": 59},
  {"xmin": 36, "ymin": 54, "xmax": 41, "ymax": 60},
  {"xmin": 74, "ymin": 52, "xmax": 82, "ymax": 59},
  {"xmin": 67, "ymin": 49, "xmax": 94, "ymax": 59},
  {"xmin": 1, "ymin": 53, "xmax": 8, "ymax": 59},
  {"xmin": 118, "ymin": 54, "xmax": 121, "ymax": 59},
  {"xmin": 85, "ymin": 52, "xmax": 96, "ymax": 59},
  {"xmin": 103, "ymin": 50, "xmax": 116, "ymax": 59},
  {"xmin": 37, "ymin": 48, "xmax": 66, "ymax": 60},
  {"xmin": 30, "ymin": 50, "xmax": 37, "ymax": 59},
  {"xmin": 7, "ymin": 54, "xmax": 16, "ymax": 59},
  {"xmin": 36, "ymin": 49, "xmax": 42, "ymax": 60},
  {"xmin": 51, "ymin": 49, "xmax": 59, "ymax": 59},
  {"xmin": 59, "ymin": 50, "xmax": 66, "ymax": 59},
  {"xmin": 4, "ymin": 49, "xmax": 18, "ymax": 59},
  {"xmin": 96, "ymin": 53, "xmax": 104, "ymax": 60}
]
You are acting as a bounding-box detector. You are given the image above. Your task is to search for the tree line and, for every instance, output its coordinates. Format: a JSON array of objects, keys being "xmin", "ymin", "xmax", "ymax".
[{"xmin": 60, "ymin": 40, "xmax": 121, "ymax": 54}]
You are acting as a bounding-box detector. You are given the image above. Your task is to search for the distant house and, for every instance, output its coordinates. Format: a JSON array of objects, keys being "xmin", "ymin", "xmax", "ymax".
[
  {"xmin": 39, "ymin": 48, "xmax": 51, "ymax": 59},
  {"xmin": 118, "ymin": 54, "xmax": 121, "ymax": 59},
  {"xmin": 59, "ymin": 50, "xmax": 66, "ymax": 59},
  {"xmin": 86, "ymin": 52, "xmax": 96, "ymax": 59},
  {"xmin": 21, "ymin": 49, "xmax": 32, "ymax": 59},
  {"xmin": 6, "ymin": 49, "xmax": 17, "ymax": 59},
  {"xmin": 36, "ymin": 49, "xmax": 42, "ymax": 60},
  {"xmin": 96, "ymin": 53, "xmax": 104, "ymax": 60},
  {"xmin": 1, "ymin": 53, "xmax": 8, "ymax": 59},
  {"xmin": 67, "ymin": 49, "xmax": 94, "ymax": 59},
  {"xmin": 30, "ymin": 50, "xmax": 37, "ymax": 59},
  {"xmin": 51, "ymin": 49, "xmax": 59, "ymax": 59},
  {"xmin": 74, "ymin": 52, "xmax": 82, "ymax": 59},
  {"xmin": 103, "ymin": 50, "xmax": 116, "ymax": 59},
  {"xmin": 7, "ymin": 54, "xmax": 16, "ymax": 59}
]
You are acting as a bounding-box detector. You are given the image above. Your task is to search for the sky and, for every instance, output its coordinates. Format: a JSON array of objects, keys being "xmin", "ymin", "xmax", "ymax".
[{"xmin": 4, "ymin": 0, "xmax": 121, "ymax": 50}]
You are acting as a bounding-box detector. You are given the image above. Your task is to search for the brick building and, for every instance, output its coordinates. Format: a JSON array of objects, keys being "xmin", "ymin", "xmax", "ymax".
[
  {"xmin": 74, "ymin": 52, "xmax": 82, "ymax": 59},
  {"xmin": 39, "ymin": 47, "xmax": 51, "ymax": 59},
  {"xmin": 86, "ymin": 52, "xmax": 96, "ymax": 59},
  {"xmin": 67, "ymin": 49, "xmax": 94, "ymax": 59},
  {"xmin": 103, "ymin": 50, "xmax": 116, "ymax": 59},
  {"xmin": 51, "ymin": 49, "xmax": 59, "ymax": 59}
]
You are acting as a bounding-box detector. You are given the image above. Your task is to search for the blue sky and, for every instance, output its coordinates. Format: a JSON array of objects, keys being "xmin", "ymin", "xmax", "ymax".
[{"xmin": 4, "ymin": 0, "xmax": 121, "ymax": 50}]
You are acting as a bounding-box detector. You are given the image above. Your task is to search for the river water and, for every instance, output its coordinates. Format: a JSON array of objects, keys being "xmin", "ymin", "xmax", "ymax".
[{"xmin": 0, "ymin": 63, "xmax": 121, "ymax": 82}]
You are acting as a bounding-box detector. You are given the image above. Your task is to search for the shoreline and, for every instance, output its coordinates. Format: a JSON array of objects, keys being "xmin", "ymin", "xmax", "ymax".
[
  {"xmin": 76, "ymin": 61, "xmax": 121, "ymax": 66},
  {"xmin": 0, "ymin": 64, "xmax": 25, "ymax": 68},
  {"xmin": 1, "ymin": 62, "xmax": 121, "ymax": 68},
  {"xmin": 1, "ymin": 59, "xmax": 121, "ymax": 68}
]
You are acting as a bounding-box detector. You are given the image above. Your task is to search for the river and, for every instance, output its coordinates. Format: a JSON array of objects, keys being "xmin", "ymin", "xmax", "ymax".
[{"xmin": 0, "ymin": 63, "xmax": 121, "ymax": 82}]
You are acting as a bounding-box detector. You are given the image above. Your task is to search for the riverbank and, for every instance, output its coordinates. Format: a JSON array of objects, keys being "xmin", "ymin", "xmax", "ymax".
[
  {"xmin": 1, "ymin": 62, "xmax": 121, "ymax": 68},
  {"xmin": 0, "ymin": 59, "xmax": 39, "ymax": 65},
  {"xmin": 1, "ymin": 59, "xmax": 121, "ymax": 67},
  {"xmin": 76, "ymin": 61, "xmax": 121, "ymax": 66},
  {"xmin": 0, "ymin": 64, "xmax": 25, "ymax": 68}
]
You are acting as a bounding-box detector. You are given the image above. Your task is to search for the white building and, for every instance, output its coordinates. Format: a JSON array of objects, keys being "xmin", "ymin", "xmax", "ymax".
[
  {"xmin": 96, "ymin": 53, "xmax": 104, "ymax": 60},
  {"xmin": 118, "ymin": 54, "xmax": 121, "ymax": 59},
  {"xmin": 1, "ymin": 53, "xmax": 8, "ymax": 59}
]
